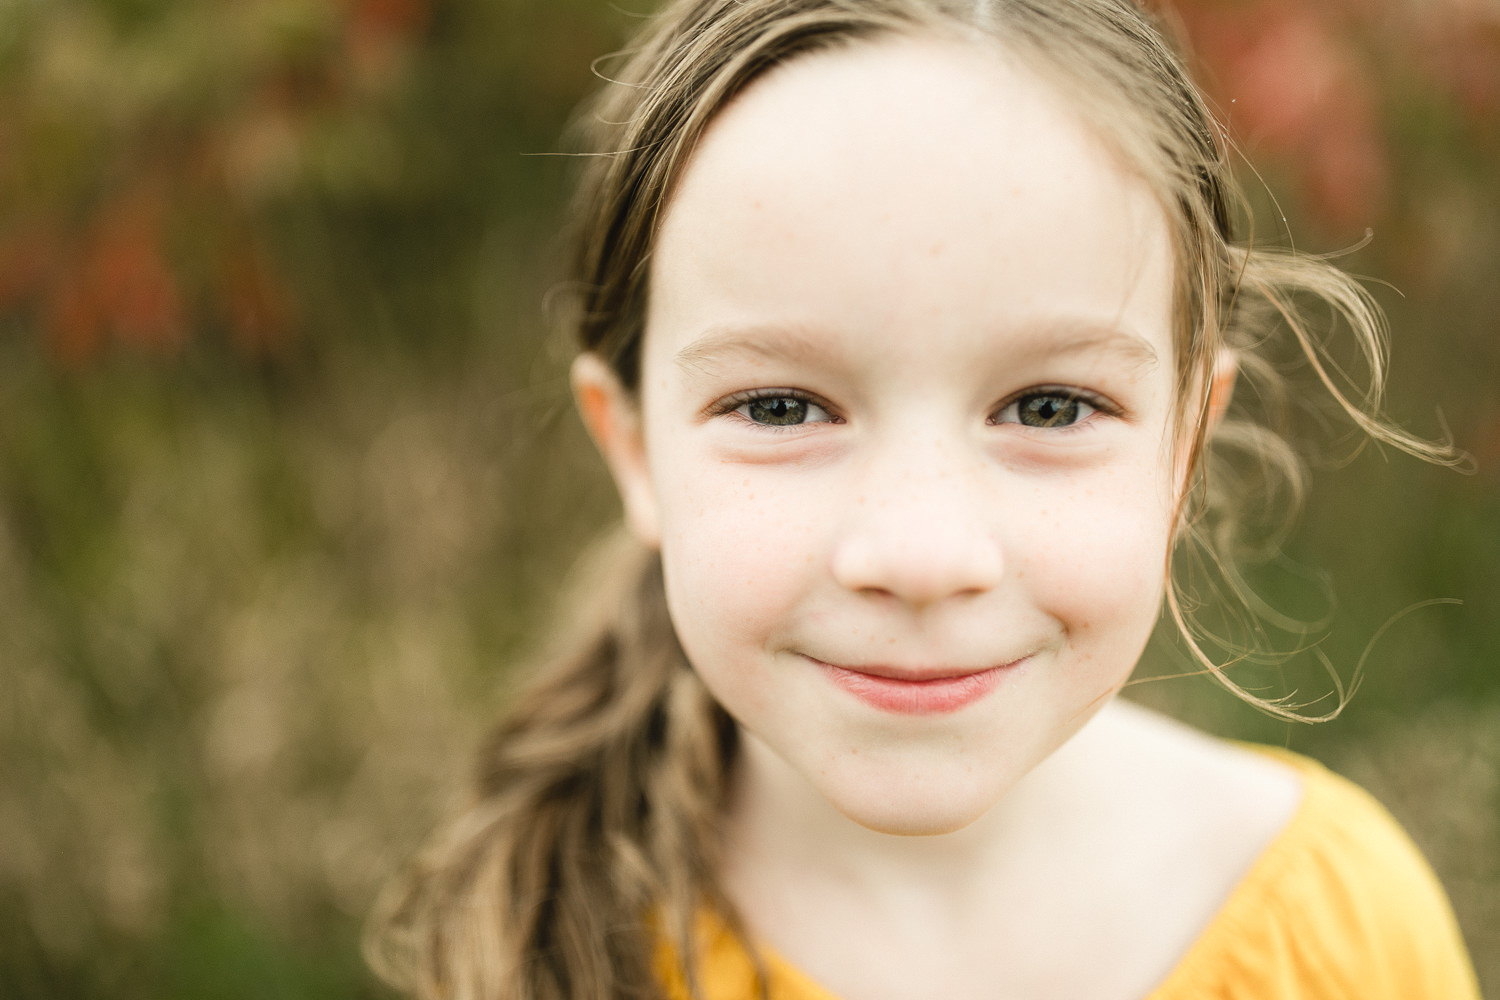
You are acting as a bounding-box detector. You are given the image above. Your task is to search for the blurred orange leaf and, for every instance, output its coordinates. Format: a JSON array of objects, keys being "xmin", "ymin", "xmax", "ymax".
[{"xmin": 42, "ymin": 190, "xmax": 185, "ymax": 365}]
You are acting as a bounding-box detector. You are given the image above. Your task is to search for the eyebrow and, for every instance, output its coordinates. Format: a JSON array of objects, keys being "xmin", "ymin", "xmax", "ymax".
[
  {"xmin": 674, "ymin": 319, "xmax": 1160, "ymax": 378},
  {"xmin": 1029, "ymin": 321, "xmax": 1161, "ymax": 376},
  {"xmin": 674, "ymin": 323, "xmax": 835, "ymax": 377}
]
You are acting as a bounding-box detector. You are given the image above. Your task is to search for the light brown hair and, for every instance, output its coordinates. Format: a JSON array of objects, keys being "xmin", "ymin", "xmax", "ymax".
[{"xmin": 367, "ymin": 2, "xmax": 1460, "ymax": 997}]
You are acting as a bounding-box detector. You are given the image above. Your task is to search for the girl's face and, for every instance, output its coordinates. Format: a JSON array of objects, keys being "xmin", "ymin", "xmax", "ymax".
[{"xmin": 579, "ymin": 35, "xmax": 1184, "ymax": 835}]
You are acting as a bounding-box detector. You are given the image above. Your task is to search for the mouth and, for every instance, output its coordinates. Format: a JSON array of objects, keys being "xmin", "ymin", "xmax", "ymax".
[{"xmin": 804, "ymin": 655, "xmax": 1028, "ymax": 715}]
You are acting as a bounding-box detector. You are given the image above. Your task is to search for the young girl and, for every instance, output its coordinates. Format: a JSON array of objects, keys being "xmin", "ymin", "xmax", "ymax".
[{"xmin": 370, "ymin": 1, "xmax": 1480, "ymax": 997}]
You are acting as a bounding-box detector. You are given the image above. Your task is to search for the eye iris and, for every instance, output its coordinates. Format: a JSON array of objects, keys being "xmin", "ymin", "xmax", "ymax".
[
  {"xmin": 748, "ymin": 397, "xmax": 806, "ymax": 425},
  {"xmin": 1019, "ymin": 395, "xmax": 1079, "ymax": 427}
]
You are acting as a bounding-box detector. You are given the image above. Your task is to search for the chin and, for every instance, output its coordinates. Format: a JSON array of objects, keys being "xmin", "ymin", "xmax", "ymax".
[
  {"xmin": 821, "ymin": 772, "xmax": 1006, "ymax": 837},
  {"xmin": 845, "ymin": 807, "xmax": 982, "ymax": 838}
]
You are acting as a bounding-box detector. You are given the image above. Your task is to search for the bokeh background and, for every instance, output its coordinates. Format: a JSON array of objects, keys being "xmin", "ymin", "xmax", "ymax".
[{"xmin": 0, "ymin": 0, "xmax": 1496, "ymax": 996}]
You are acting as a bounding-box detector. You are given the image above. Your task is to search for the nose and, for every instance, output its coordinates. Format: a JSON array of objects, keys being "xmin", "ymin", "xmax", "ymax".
[{"xmin": 830, "ymin": 439, "xmax": 1004, "ymax": 608}]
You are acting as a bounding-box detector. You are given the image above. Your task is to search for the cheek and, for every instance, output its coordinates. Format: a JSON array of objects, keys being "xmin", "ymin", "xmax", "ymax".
[
  {"xmin": 653, "ymin": 460, "xmax": 834, "ymax": 667},
  {"xmin": 1019, "ymin": 464, "xmax": 1174, "ymax": 653}
]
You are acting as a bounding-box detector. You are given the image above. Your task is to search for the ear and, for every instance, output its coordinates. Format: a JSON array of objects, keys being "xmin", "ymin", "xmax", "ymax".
[
  {"xmin": 1206, "ymin": 347, "xmax": 1237, "ymax": 432},
  {"xmin": 571, "ymin": 352, "xmax": 661, "ymax": 547},
  {"xmin": 1173, "ymin": 347, "xmax": 1239, "ymax": 498}
]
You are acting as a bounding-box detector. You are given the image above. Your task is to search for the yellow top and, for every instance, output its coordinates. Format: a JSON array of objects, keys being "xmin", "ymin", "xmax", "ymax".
[{"xmin": 657, "ymin": 748, "xmax": 1481, "ymax": 1000}]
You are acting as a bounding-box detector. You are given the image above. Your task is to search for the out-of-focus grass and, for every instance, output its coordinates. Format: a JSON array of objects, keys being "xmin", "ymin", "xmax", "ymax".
[{"xmin": 0, "ymin": 327, "xmax": 617, "ymax": 996}]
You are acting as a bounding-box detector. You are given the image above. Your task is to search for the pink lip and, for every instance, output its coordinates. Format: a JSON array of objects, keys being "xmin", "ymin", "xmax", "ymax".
[{"xmin": 809, "ymin": 657, "xmax": 1025, "ymax": 715}]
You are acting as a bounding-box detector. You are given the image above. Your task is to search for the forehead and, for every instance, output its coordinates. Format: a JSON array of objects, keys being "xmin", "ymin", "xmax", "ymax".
[{"xmin": 645, "ymin": 33, "xmax": 1175, "ymax": 381}]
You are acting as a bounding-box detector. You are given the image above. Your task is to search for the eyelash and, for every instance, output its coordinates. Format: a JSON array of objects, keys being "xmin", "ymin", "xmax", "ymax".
[
  {"xmin": 708, "ymin": 388, "xmax": 842, "ymax": 430},
  {"xmin": 989, "ymin": 387, "xmax": 1119, "ymax": 430},
  {"xmin": 708, "ymin": 386, "xmax": 1120, "ymax": 430}
]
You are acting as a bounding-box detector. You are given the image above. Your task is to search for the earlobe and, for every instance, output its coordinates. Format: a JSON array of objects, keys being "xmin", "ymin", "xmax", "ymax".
[{"xmin": 571, "ymin": 352, "xmax": 661, "ymax": 547}]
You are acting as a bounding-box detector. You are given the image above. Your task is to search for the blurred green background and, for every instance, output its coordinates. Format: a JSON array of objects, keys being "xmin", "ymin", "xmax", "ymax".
[{"xmin": 0, "ymin": 1, "xmax": 1495, "ymax": 997}]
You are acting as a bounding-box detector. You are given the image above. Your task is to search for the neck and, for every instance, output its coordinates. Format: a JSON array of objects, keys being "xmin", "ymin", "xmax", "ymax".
[{"xmin": 719, "ymin": 703, "xmax": 1131, "ymax": 925}]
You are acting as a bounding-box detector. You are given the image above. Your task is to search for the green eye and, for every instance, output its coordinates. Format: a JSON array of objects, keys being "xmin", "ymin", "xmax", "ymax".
[
  {"xmin": 718, "ymin": 390, "xmax": 835, "ymax": 429},
  {"xmin": 1019, "ymin": 394, "xmax": 1080, "ymax": 427},
  {"xmin": 746, "ymin": 397, "xmax": 810, "ymax": 425},
  {"xmin": 995, "ymin": 392, "xmax": 1098, "ymax": 428}
]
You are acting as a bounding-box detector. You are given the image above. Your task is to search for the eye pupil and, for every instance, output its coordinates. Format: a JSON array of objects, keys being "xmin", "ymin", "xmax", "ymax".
[
  {"xmin": 1019, "ymin": 394, "xmax": 1079, "ymax": 427},
  {"xmin": 748, "ymin": 397, "xmax": 807, "ymax": 425}
]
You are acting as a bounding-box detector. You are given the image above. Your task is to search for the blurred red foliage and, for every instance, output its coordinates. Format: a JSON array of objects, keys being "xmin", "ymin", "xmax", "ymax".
[
  {"xmin": 1416, "ymin": 1, "xmax": 1500, "ymax": 126},
  {"xmin": 1171, "ymin": 0, "xmax": 1500, "ymax": 235},
  {"xmin": 1172, "ymin": 0, "xmax": 1387, "ymax": 232},
  {"xmin": 0, "ymin": 0, "xmax": 431, "ymax": 366},
  {"xmin": 43, "ymin": 188, "xmax": 186, "ymax": 365},
  {"xmin": 347, "ymin": 0, "xmax": 432, "ymax": 91},
  {"xmin": 1, "ymin": 0, "xmax": 1493, "ymax": 366}
]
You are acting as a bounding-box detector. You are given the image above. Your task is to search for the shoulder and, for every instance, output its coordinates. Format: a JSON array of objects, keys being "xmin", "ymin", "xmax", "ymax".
[
  {"xmin": 1224, "ymin": 746, "xmax": 1478, "ymax": 996},
  {"xmin": 1146, "ymin": 732, "xmax": 1481, "ymax": 1000},
  {"xmin": 1086, "ymin": 703, "xmax": 1479, "ymax": 999}
]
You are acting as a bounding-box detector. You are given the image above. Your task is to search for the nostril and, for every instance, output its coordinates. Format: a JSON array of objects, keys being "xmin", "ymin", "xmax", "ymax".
[{"xmin": 830, "ymin": 524, "xmax": 1003, "ymax": 607}]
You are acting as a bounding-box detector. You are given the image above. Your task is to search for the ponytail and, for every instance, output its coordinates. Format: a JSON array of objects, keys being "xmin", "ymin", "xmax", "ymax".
[{"xmin": 366, "ymin": 531, "xmax": 738, "ymax": 1000}]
